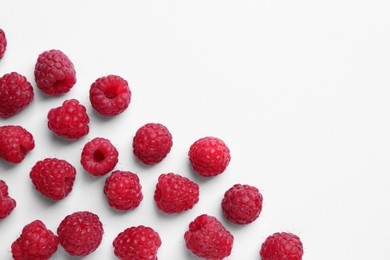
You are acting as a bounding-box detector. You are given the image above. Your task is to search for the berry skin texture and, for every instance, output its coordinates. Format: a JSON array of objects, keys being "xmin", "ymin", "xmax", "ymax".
[
  {"xmin": 154, "ymin": 173, "xmax": 199, "ymax": 214},
  {"xmin": 0, "ymin": 29, "xmax": 6, "ymax": 59},
  {"xmin": 222, "ymin": 184, "xmax": 263, "ymax": 225},
  {"xmin": 57, "ymin": 211, "xmax": 103, "ymax": 256},
  {"xmin": 0, "ymin": 125, "xmax": 35, "ymax": 164},
  {"xmin": 30, "ymin": 158, "xmax": 76, "ymax": 200},
  {"xmin": 184, "ymin": 214, "xmax": 234, "ymax": 260},
  {"xmin": 189, "ymin": 136, "xmax": 231, "ymax": 177},
  {"xmin": 260, "ymin": 232, "xmax": 304, "ymax": 260},
  {"xmin": 34, "ymin": 49, "xmax": 76, "ymax": 95},
  {"xmin": 11, "ymin": 220, "xmax": 59, "ymax": 260},
  {"xmin": 47, "ymin": 99, "xmax": 90, "ymax": 139},
  {"xmin": 104, "ymin": 170, "xmax": 143, "ymax": 211},
  {"xmin": 133, "ymin": 123, "xmax": 173, "ymax": 165},
  {"xmin": 81, "ymin": 137, "xmax": 118, "ymax": 176},
  {"xmin": 0, "ymin": 180, "xmax": 16, "ymax": 220},
  {"xmin": 0, "ymin": 72, "xmax": 34, "ymax": 118},
  {"xmin": 113, "ymin": 225, "xmax": 162, "ymax": 260},
  {"xmin": 90, "ymin": 75, "xmax": 131, "ymax": 116}
]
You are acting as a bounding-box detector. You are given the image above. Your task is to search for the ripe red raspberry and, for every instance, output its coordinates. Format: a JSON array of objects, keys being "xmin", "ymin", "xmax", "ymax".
[
  {"xmin": 0, "ymin": 72, "xmax": 33, "ymax": 118},
  {"xmin": 189, "ymin": 136, "xmax": 231, "ymax": 177},
  {"xmin": 104, "ymin": 170, "xmax": 142, "ymax": 211},
  {"xmin": 34, "ymin": 49, "xmax": 76, "ymax": 95},
  {"xmin": 11, "ymin": 220, "xmax": 59, "ymax": 260},
  {"xmin": 81, "ymin": 137, "xmax": 118, "ymax": 176},
  {"xmin": 154, "ymin": 173, "xmax": 199, "ymax": 214},
  {"xmin": 57, "ymin": 211, "xmax": 103, "ymax": 256},
  {"xmin": 47, "ymin": 99, "xmax": 89, "ymax": 139},
  {"xmin": 260, "ymin": 232, "xmax": 304, "ymax": 260},
  {"xmin": 0, "ymin": 180, "xmax": 16, "ymax": 219},
  {"xmin": 184, "ymin": 214, "xmax": 234, "ymax": 259},
  {"xmin": 222, "ymin": 184, "xmax": 263, "ymax": 225},
  {"xmin": 113, "ymin": 225, "xmax": 162, "ymax": 260},
  {"xmin": 30, "ymin": 158, "xmax": 76, "ymax": 200},
  {"xmin": 133, "ymin": 123, "xmax": 173, "ymax": 165},
  {"xmin": 0, "ymin": 29, "xmax": 6, "ymax": 59},
  {"xmin": 89, "ymin": 75, "xmax": 131, "ymax": 116},
  {"xmin": 0, "ymin": 125, "xmax": 35, "ymax": 164}
]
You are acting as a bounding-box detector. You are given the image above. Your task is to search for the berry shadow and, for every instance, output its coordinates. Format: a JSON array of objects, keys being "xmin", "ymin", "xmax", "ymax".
[
  {"xmin": 30, "ymin": 186, "xmax": 61, "ymax": 208},
  {"xmin": 217, "ymin": 208, "xmax": 249, "ymax": 232},
  {"xmin": 49, "ymin": 132, "xmax": 84, "ymax": 146},
  {"xmin": 0, "ymin": 158, "xmax": 17, "ymax": 172},
  {"xmin": 152, "ymin": 202, "xmax": 187, "ymax": 220},
  {"xmin": 90, "ymin": 108, "xmax": 116, "ymax": 123},
  {"xmin": 131, "ymin": 155, "xmax": 154, "ymax": 171},
  {"xmin": 186, "ymin": 161, "xmax": 216, "ymax": 185}
]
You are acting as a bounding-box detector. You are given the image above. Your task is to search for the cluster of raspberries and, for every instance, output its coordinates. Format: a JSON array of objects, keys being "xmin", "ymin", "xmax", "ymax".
[{"xmin": 0, "ymin": 28, "xmax": 304, "ymax": 260}]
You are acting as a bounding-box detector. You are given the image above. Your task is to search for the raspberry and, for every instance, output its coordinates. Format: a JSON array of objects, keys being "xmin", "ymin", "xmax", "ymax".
[
  {"xmin": 113, "ymin": 225, "xmax": 162, "ymax": 260},
  {"xmin": 81, "ymin": 137, "xmax": 118, "ymax": 176},
  {"xmin": 104, "ymin": 170, "xmax": 142, "ymax": 211},
  {"xmin": 221, "ymin": 184, "xmax": 263, "ymax": 225},
  {"xmin": 189, "ymin": 136, "xmax": 231, "ymax": 177},
  {"xmin": 57, "ymin": 211, "xmax": 103, "ymax": 256},
  {"xmin": 11, "ymin": 220, "xmax": 59, "ymax": 260},
  {"xmin": 133, "ymin": 123, "xmax": 173, "ymax": 165},
  {"xmin": 0, "ymin": 180, "xmax": 16, "ymax": 220},
  {"xmin": 0, "ymin": 125, "xmax": 35, "ymax": 164},
  {"xmin": 89, "ymin": 75, "xmax": 131, "ymax": 116},
  {"xmin": 29, "ymin": 158, "xmax": 76, "ymax": 200},
  {"xmin": 154, "ymin": 173, "xmax": 199, "ymax": 214},
  {"xmin": 184, "ymin": 214, "xmax": 234, "ymax": 259},
  {"xmin": 34, "ymin": 49, "xmax": 76, "ymax": 95},
  {"xmin": 0, "ymin": 29, "xmax": 6, "ymax": 59},
  {"xmin": 47, "ymin": 99, "xmax": 90, "ymax": 139},
  {"xmin": 0, "ymin": 72, "xmax": 34, "ymax": 118},
  {"xmin": 260, "ymin": 232, "xmax": 304, "ymax": 260}
]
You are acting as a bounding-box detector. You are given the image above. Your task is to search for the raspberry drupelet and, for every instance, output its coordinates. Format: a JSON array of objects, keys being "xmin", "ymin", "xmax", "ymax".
[
  {"xmin": 260, "ymin": 232, "xmax": 304, "ymax": 260},
  {"xmin": 0, "ymin": 28, "xmax": 6, "ymax": 59},
  {"xmin": 0, "ymin": 125, "xmax": 35, "ymax": 164},
  {"xmin": 0, "ymin": 180, "xmax": 16, "ymax": 220},
  {"xmin": 34, "ymin": 49, "xmax": 76, "ymax": 95},
  {"xmin": 90, "ymin": 75, "xmax": 131, "ymax": 116}
]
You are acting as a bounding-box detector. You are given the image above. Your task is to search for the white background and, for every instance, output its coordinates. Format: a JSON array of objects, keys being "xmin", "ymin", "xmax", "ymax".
[{"xmin": 1, "ymin": 0, "xmax": 390, "ymax": 259}]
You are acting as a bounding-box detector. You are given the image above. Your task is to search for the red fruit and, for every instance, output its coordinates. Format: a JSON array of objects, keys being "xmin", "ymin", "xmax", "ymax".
[
  {"xmin": 222, "ymin": 184, "xmax": 263, "ymax": 225},
  {"xmin": 0, "ymin": 72, "xmax": 34, "ymax": 118},
  {"xmin": 30, "ymin": 158, "xmax": 76, "ymax": 200},
  {"xmin": 81, "ymin": 137, "xmax": 118, "ymax": 176},
  {"xmin": 113, "ymin": 225, "xmax": 162, "ymax": 260},
  {"xmin": 184, "ymin": 214, "xmax": 234, "ymax": 259},
  {"xmin": 0, "ymin": 180, "xmax": 16, "ymax": 220},
  {"xmin": 11, "ymin": 220, "xmax": 59, "ymax": 260},
  {"xmin": 47, "ymin": 99, "xmax": 89, "ymax": 139},
  {"xmin": 57, "ymin": 211, "xmax": 103, "ymax": 256},
  {"xmin": 0, "ymin": 29, "xmax": 6, "ymax": 59},
  {"xmin": 188, "ymin": 136, "xmax": 231, "ymax": 177},
  {"xmin": 133, "ymin": 123, "xmax": 173, "ymax": 165},
  {"xmin": 104, "ymin": 170, "xmax": 142, "ymax": 211},
  {"xmin": 0, "ymin": 125, "xmax": 35, "ymax": 164},
  {"xmin": 260, "ymin": 232, "xmax": 304, "ymax": 260},
  {"xmin": 154, "ymin": 173, "xmax": 199, "ymax": 214},
  {"xmin": 89, "ymin": 75, "xmax": 131, "ymax": 116},
  {"xmin": 34, "ymin": 49, "xmax": 76, "ymax": 95}
]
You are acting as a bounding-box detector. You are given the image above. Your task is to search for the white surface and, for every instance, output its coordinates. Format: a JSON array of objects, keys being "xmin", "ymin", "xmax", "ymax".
[{"xmin": 1, "ymin": 0, "xmax": 390, "ymax": 259}]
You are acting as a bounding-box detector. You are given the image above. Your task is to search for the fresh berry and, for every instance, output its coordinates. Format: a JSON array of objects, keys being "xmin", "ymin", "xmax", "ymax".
[
  {"xmin": 47, "ymin": 99, "xmax": 89, "ymax": 139},
  {"xmin": 133, "ymin": 123, "xmax": 173, "ymax": 165},
  {"xmin": 0, "ymin": 29, "xmax": 6, "ymax": 59},
  {"xmin": 89, "ymin": 75, "xmax": 131, "ymax": 116},
  {"xmin": 57, "ymin": 211, "xmax": 103, "ymax": 256},
  {"xmin": 81, "ymin": 137, "xmax": 118, "ymax": 176},
  {"xmin": 0, "ymin": 180, "xmax": 16, "ymax": 220},
  {"xmin": 34, "ymin": 49, "xmax": 76, "ymax": 95},
  {"xmin": 222, "ymin": 184, "xmax": 263, "ymax": 225},
  {"xmin": 11, "ymin": 220, "xmax": 59, "ymax": 260},
  {"xmin": 113, "ymin": 225, "xmax": 162, "ymax": 260},
  {"xmin": 30, "ymin": 158, "xmax": 76, "ymax": 200},
  {"xmin": 260, "ymin": 232, "xmax": 304, "ymax": 260},
  {"xmin": 0, "ymin": 125, "xmax": 35, "ymax": 164},
  {"xmin": 189, "ymin": 136, "xmax": 231, "ymax": 177},
  {"xmin": 104, "ymin": 170, "xmax": 142, "ymax": 211},
  {"xmin": 0, "ymin": 72, "xmax": 34, "ymax": 118},
  {"xmin": 184, "ymin": 214, "xmax": 234, "ymax": 259},
  {"xmin": 154, "ymin": 173, "xmax": 199, "ymax": 214}
]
